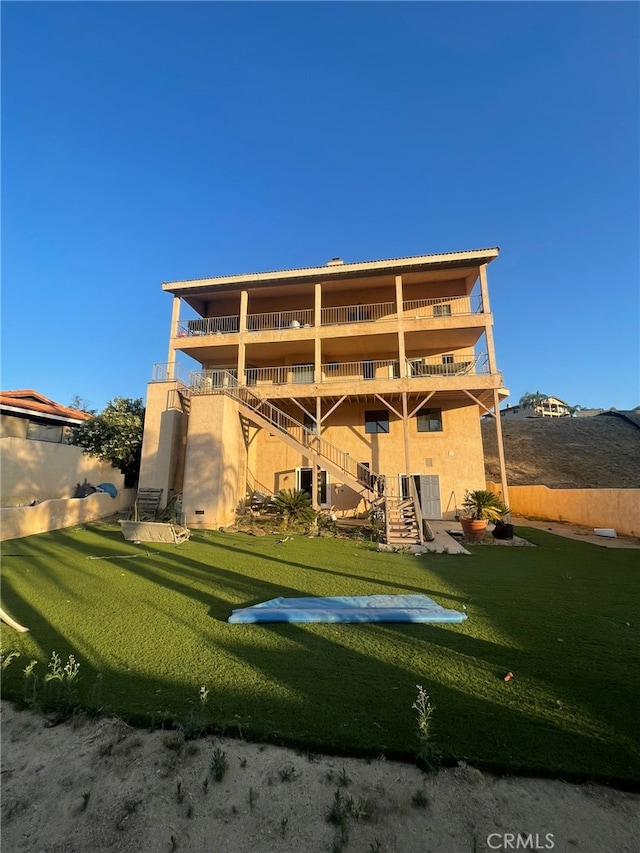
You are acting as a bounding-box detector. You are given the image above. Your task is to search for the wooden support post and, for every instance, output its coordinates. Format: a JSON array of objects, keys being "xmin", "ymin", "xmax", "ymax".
[
  {"xmin": 395, "ymin": 275, "xmax": 407, "ymax": 377},
  {"xmin": 314, "ymin": 283, "xmax": 322, "ymax": 383},
  {"xmin": 402, "ymin": 392, "xmax": 411, "ymax": 476},
  {"xmin": 493, "ymin": 388, "xmax": 510, "ymax": 511},
  {"xmin": 239, "ymin": 290, "xmax": 248, "ymax": 333}
]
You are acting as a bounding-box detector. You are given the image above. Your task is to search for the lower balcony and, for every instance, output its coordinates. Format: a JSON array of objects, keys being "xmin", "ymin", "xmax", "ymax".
[{"xmin": 153, "ymin": 354, "xmax": 492, "ymax": 392}]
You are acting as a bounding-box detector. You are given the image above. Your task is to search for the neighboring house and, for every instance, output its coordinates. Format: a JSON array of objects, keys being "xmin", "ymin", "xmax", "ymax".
[
  {"xmin": 500, "ymin": 396, "xmax": 572, "ymax": 420},
  {"xmin": 139, "ymin": 248, "xmax": 510, "ymax": 534},
  {"xmin": 0, "ymin": 390, "xmax": 123, "ymax": 506},
  {"xmin": 0, "ymin": 389, "xmax": 90, "ymax": 442}
]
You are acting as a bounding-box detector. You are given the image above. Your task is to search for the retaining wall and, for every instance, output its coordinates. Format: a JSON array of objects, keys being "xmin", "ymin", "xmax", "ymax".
[
  {"xmin": 0, "ymin": 489, "xmax": 134, "ymax": 541},
  {"xmin": 487, "ymin": 482, "xmax": 640, "ymax": 538}
]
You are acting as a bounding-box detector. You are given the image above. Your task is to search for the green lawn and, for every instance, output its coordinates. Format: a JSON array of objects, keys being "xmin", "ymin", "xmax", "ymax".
[{"xmin": 1, "ymin": 524, "xmax": 639, "ymax": 785}]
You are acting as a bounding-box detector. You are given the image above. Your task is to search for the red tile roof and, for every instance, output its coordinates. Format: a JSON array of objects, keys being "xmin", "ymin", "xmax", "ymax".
[{"xmin": 0, "ymin": 390, "xmax": 91, "ymax": 422}]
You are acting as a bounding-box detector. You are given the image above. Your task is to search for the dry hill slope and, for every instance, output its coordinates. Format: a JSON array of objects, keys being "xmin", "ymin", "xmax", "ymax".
[{"xmin": 481, "ymin": 415, "xmax": 640, "ymax": 489}]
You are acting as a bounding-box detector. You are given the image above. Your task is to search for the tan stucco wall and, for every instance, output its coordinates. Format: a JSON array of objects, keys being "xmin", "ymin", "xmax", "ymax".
[
  {"xmin": 0, "ymin": 437, "xmax": 125, "ymax": 507},
  {"xmin": 181, "ymin": 394, "xmax": 247, "ymax": 528},
  {"xmin": 0, "ymin": 489, "xmax": 134, "ymax": 541},
  {"xmin": 487, "ymin": 482, "xmax": 640, "ymax": 537},
  {"xmin": 138, "ymin": 382, "xmax": 188, "ymax": 507},
  {"xmin": 248, "ymin": 401, "xmax": 485, "ymax": 518}
]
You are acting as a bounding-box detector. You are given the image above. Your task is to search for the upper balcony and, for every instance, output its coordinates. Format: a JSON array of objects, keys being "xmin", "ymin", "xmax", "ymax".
[{"xmin": 174, "ymin": 292, "xmax": 486, "ymax": 345}]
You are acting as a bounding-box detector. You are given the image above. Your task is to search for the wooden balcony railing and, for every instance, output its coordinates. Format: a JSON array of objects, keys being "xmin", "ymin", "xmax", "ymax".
[
  {"xmin": 177, "ymin": 316, "xmax": 239, "ymax": 336},
  {"xmin": 246, "ymin": 309, "xmax": 314, "ymax": 332},
  {"xmin": 175, "ymin": 293, "xmax": 486, "ymax": 339},
  {"xmin": 403, "ymin": 293, "xmax": 483, "ymax": 317},
  {"xmin": 320, "ymin": 301, "xmax": 396, "ymax": 326}
]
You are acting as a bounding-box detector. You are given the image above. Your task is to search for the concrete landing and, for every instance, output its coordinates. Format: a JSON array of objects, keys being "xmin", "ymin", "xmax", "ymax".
[{"xmin": 377, "ymin": 522, "xmax": 470, "ymax": 555}]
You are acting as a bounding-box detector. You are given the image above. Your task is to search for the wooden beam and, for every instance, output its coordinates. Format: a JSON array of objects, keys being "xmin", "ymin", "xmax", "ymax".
[
  {"xmin": 374, "ymin": 394, "xmax": 403, "ymax": 419},
  {"xmin": 408, "ymin": 391, "xmax": 436, "ymax": 418},
  {"xmin": 463, "ymin": 388, "xmax": 495, "ymax": 418},
  {"xmin": 320, "ymin": 395, "xmax": 346, "ymax": 424}
]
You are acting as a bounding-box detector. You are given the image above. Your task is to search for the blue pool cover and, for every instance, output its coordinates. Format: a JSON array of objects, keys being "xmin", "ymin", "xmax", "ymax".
[{"xmin": 228, "ymin": 594, "xmax": 467, "ymax": 624}]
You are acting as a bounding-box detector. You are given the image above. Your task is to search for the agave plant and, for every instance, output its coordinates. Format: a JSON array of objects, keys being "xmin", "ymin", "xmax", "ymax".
[
  {"xmin": 461, "ymin": 490, "xmax": 509, "ymax": 521},
  {"xmin": 272, "ymin": 489, "xmax": 316, "ymax": 528}
]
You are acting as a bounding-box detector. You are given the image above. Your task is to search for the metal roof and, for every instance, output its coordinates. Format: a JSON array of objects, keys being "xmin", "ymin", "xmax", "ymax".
[{"xmin": 162, "ymin": 247, "xmax": 500, "ymax": 292}]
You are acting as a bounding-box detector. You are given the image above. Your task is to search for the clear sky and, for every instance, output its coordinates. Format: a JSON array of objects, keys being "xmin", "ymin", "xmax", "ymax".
[{"xmin": 2, "ymin": 1, "xmax": 639, "ymax": 412}]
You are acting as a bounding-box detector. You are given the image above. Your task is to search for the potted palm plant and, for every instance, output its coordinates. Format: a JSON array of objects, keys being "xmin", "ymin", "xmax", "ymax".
[{"xmin": 460, "ymin": 490, "xmax": 509, "ymax": 543}]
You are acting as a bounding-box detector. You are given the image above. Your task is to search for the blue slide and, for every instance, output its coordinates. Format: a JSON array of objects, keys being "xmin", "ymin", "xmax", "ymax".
[{"xmin": 228, "ymin": 594, "xmax": 467, "ymax": 624}]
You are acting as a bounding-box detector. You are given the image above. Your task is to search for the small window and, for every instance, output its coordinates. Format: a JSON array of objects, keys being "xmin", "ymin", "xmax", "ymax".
[
  {"xmin": 434, "ymin": 303, "xmax": 452, "ymax": 316},
  {"xmin": 416, "ymin": 408, "xmax": 443, "ymax": 433},
  {"xmin": 365, "ymin": 410, "xmax": 389, "ymax": 434},
  {"xmin": 442, "ymin": 354, "xmax": 454, "ymax": 364}
]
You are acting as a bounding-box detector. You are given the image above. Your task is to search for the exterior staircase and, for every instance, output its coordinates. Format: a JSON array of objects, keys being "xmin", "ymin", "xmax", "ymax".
[
  {"xmin": 184, "ymin": 370, "xmax": 426, "ymax": 547},
  {"xmin": 384, "ymin": 496, "xmax": 424, "ymax": 547}
]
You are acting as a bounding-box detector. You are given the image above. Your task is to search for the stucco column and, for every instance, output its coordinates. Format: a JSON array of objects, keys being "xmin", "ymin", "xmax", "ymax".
[
  {"xmin": 237, "ymin": 343, "xmax": 246, "ymax": 386},
  {"xmin": 395, "ymin": 275, "xmax": 407, "ymax": 378},
  {"xmin": 493, "ymin": 388, "xmax": 510, "ymax": 511},
  {"xmin": 237, "ymin": 290, "xmax": 248, "ymax": 385},
  {"xmin": 479, "ymin": 265, "xmax": 498, "ymax": 375},
  {"xmin": 166, "ymin": 296, "xmax": 181, "ymax": 379}
]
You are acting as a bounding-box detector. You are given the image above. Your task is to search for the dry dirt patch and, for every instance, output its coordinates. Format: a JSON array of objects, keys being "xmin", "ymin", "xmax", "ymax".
[
  {"xmin": 481, "ymin": 416, "xmax": 640, "ymax": 489},
  {"xmin": 2, "ymin": 702, "xmax": 639, "ymax": 853}
]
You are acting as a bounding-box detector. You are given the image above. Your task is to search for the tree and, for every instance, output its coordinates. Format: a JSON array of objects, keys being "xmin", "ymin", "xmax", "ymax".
[
  {"xmin": 70, "ymin": 397, "xmax": 145, "ymax": 487},
  {"xmin": 68, "ymin": 395, "xmax": 96, "ymax": 415},
  {"xmin": 518, "ymin": 390, "xmax": 547, "ymax": 410}
]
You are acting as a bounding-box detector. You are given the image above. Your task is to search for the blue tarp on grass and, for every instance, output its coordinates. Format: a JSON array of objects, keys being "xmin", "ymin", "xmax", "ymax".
[{"xmin": 228, "ymin": 594, "xmax": 467, "ymax": 624}]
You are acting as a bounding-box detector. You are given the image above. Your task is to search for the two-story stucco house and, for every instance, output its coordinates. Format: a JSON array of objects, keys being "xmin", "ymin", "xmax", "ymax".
[{"xmin": 139, "ymin": 248, "xmax": 510, "ymax": 544}]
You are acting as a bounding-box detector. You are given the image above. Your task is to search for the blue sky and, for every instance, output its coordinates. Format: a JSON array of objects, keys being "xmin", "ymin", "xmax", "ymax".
[{"xmin": 2, "ymin": 1, "xmax": 638, "ymax": 412}]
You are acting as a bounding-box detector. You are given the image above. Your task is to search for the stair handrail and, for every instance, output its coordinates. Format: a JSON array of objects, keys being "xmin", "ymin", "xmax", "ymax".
[
  {"xmin": 408, "ymin": 476, "xmax": 425, "ymax": 546},
  {"xmin": 193, "ymin": 370, "xmax": 381, "ymax": 493}
]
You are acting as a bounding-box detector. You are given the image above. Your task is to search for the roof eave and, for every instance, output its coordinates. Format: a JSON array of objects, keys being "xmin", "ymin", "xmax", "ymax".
[{"xmin": 161, "ymin": 247, "xmax": 500, "ymax": 294}]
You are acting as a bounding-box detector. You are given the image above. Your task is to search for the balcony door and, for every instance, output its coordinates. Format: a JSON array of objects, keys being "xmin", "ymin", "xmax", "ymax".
[
  {"xmin": 297, "ymin": 467, "xmax": 329, "ymax": 507},
  {"xmin": 400, "ymin": 474, "xmax": 442, "ymax": 519}
]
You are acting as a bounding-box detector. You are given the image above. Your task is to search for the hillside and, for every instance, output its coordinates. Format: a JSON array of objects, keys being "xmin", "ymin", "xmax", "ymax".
[{"xmin": 481, "ymin": 414, "xmax": 640, "ymax": 489}]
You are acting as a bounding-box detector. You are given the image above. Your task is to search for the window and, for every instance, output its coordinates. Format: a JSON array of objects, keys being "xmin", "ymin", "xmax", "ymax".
[
  {"xmin": 26, "ymin": 421, "xmax": 63, "ymax": 443},
  {"xmin": 365, "ymin": 410, "xmax": 389, "ymax": 434},
  {"xmin": 416, "ymin": 408, "xmax": 443, "ymax": 432},
  {"xmin": 434, "ymin": 303, "xmax": 452, "ymax": 317}
]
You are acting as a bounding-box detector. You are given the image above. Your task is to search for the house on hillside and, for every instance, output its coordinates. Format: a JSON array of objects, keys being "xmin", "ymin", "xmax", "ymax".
[
  {"xmin": 138, "ymin": 248, "xmax": 510, "ymax": 540},
  {"xmin": 500, "ymin": 396, "xmax": 572, "ymax": 420},
  {"xmin": 0, "ymin": 390, "xmax": 123, "ymax": 507}
]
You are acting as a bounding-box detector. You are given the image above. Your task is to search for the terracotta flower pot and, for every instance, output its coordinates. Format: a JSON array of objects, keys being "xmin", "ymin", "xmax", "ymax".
[{"xmin": 460, "ymin": 518, "xmax": 488, "ymax": 543}]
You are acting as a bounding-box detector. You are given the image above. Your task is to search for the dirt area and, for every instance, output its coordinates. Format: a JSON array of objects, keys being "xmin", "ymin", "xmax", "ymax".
[
  {"xmin": 2, "ymin": 702, "xmax": 639, "ymax": 853},
  {"xmin": 481, "ymin": 415, "xmax": 640, "ymax": 489}
]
